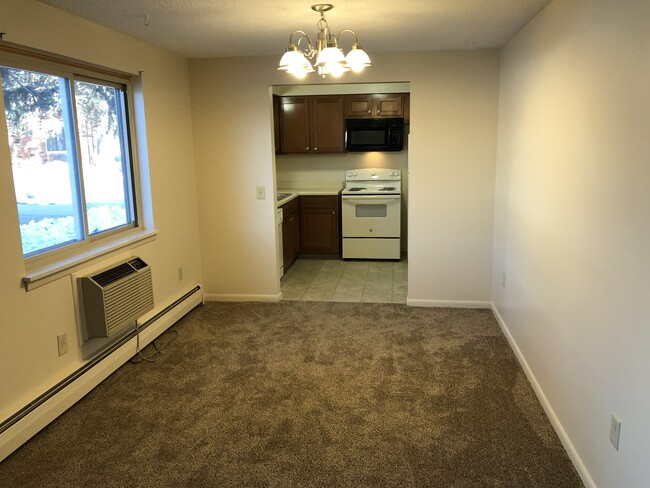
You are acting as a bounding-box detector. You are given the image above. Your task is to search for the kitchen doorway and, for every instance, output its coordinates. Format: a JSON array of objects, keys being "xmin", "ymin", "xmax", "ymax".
[{"xmin": 272, "ymin": 81, "xmax": 410, "ymax": 305}]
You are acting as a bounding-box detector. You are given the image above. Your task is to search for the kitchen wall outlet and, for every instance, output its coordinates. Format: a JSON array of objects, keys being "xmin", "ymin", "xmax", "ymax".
[
  {"xmin": 256, "ymin": 186, "xmax": 266, "ymax": 199},
  {"xmin": 177, "ymin": 266, "xmax": 183, "ymax": 281},
  {"xmin": 610, "ymin": 413, "xmax": 621, "ymax": 450},
  {"xmin": 501, "ymin": 273, "xmax": 506, "ymax": 288},
  {"xmin": 57, "ymin": 333, "xmax": 68, "ymax": 356}
]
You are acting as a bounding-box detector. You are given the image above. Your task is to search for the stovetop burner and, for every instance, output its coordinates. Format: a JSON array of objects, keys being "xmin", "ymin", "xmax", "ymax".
[
  {"xmin": 343, "ymin": 168, "xmax": 402, "ymax": 196},
  {"xmin": 343, "ymin": 186, "xmax": 399, "ymax": 194}
]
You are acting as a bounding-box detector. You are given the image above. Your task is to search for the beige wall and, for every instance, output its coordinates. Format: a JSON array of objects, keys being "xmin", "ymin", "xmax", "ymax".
[
  {"xmin": 189, "ymin": 50, "xmax": 499, "ymax": 304},
  {"xmin": 493, "ymin": 0, "xmax": 650, "ymax": 486},
  {"xmin": 0, "ymin": 0, "xmax": 202, "ymax": 421}
]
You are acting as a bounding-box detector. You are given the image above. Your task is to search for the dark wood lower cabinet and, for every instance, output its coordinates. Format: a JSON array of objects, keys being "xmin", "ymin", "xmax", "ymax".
[
  {"xmin": 299, "ymin": 196, "xmax": 340, "ymax": 254},
  {"xmin": 282, "ymin": 195, "xmax": 340, "ymax": 272}
]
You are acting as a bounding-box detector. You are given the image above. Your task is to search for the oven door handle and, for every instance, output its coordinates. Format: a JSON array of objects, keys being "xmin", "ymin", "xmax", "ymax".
[{"xmin": 342, "ymin": 195, "xmax": 401, "ymax": 203}]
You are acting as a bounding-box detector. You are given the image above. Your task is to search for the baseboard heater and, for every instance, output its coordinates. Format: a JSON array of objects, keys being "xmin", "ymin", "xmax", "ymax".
[{"xmin": 0, "ymin": 285, "xmax": 202, "ymax": 437}]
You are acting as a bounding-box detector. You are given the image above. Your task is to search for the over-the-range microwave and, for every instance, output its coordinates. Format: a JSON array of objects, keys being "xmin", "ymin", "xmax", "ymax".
[{"xmin": 344, "ymin": 118, "xmax": 405, "ymax": 152}]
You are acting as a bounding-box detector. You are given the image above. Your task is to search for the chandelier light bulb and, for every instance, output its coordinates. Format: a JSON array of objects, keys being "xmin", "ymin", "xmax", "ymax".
[{"xmin": 288, "ymin": 67, "xmax": 309, "ymax": 79}]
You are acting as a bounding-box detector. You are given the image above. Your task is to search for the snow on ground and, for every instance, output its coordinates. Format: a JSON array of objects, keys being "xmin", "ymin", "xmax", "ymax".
[
  {"xmin": 11, "ymin": 159, "xmax": 128, "ymax": 255},
  {"xmin": 12, "ymin": 159, "xmax": 126, "ymax": 205}
]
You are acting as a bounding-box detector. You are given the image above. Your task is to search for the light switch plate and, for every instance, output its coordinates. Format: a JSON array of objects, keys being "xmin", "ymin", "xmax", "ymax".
[
  {"xmin": 610, "ymin": 413, "xmax": 621, "ymax": 450},
  {"xmin": 57, "ymin": 333, "xmax": 68, "ymax": 356}
]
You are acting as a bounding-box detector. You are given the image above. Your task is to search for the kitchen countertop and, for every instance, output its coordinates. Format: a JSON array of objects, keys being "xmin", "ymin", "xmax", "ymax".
[{"xmin": 276, "ymin": 188, "xmax": 341, "ymax": 207}]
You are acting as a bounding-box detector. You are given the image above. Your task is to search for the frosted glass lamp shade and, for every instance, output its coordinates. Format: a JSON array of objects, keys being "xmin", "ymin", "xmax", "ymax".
[
  {"xmin": 315, "ymin": 46, "xmax": 345, "ymax": 67},
  {"xmin": 345, "ymin": 45, "xmax": 372, "ymax": 73},
  {"xmin": 278, "ymin": 48, "xmax": 314, "ymax": 77},
  {"xmin": 315, "ymin": 47, "xmax": 349, "ymax": 77}
]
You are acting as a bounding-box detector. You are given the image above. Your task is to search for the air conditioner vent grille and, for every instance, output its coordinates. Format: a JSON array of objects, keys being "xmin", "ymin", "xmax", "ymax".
[
  {"xmin": 92, "ymin": 263, "xmax": 136, "ymax": 287},
  {"xmin": 105, "ymin": 269, "xmax": 154, "ymax": 333}
]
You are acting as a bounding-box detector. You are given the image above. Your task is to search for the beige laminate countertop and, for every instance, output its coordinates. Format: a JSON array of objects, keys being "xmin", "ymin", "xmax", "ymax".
[{"xmin": 276, "ymin": 188, "xmax": 341, "ymax": 207}]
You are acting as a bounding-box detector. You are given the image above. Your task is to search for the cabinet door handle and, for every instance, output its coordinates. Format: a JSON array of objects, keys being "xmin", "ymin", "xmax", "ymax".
[
  {"xmin": 306, "ymin": 146, "xmax": 309, "ymax": 150},
  {"xmin": 377, "ymin": 109, "xmax": 381, "ymax": 114},
  {"xmin": 367, "ymin": 109, "xmax": 371, "ymax": 114},
  {"xmin": 314, "ymin": 147, "xmax": 318, "ymax": 151}
]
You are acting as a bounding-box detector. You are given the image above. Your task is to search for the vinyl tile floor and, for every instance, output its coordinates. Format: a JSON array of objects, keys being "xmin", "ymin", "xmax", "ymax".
[{"xmin": 281, "ymin": 258, "xmax": 407, "ymax": 303}]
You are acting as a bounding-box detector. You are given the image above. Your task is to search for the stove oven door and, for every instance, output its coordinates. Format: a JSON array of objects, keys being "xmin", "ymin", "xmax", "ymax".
[{"xmin": 342, "ymin": 195, "xmax": 401, "ymax": 237}]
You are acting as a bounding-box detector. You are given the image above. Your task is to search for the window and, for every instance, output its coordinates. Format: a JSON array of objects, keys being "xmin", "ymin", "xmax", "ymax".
[{"xmin": 0, "ymin": 59, "xmax": 139, "ymax": 258}]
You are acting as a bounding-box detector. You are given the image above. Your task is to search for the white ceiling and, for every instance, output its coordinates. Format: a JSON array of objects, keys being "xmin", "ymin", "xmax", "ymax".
[{"xmin": 37, "ymin": 0, "xmax": 550, "ymax": 59}]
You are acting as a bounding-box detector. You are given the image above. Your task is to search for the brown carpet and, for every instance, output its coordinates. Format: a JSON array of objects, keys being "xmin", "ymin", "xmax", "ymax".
[{"xmin": 0, "ymin": 301, "xmax": 583, "ymax": 487}]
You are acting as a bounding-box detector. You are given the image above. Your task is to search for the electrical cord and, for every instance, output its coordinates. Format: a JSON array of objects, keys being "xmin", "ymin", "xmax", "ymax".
[{"xmin": 130, "ymin": 325, "xmax": 178, "ymax": 363}]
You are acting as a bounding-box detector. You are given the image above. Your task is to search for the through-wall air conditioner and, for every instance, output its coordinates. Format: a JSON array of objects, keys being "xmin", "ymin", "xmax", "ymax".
[{"xmin": 80, "ymin": 257, "xmax": 154, "ymax": 338}]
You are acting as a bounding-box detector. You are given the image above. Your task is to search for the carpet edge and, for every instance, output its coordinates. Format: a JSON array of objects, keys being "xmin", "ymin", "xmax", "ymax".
[{"xmin": 491, "ymin": 303, "xmax": 596, "ymax": 488}]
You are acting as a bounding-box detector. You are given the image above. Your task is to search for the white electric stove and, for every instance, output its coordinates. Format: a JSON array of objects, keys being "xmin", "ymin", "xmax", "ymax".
[{"xmin": 341, "ymin": 168, "xmax": 401, "ymax": 260}]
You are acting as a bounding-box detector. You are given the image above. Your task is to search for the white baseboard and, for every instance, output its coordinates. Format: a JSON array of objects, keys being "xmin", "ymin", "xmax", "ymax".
[
  {"xmin": 204, "ymin": 293, "xmax": 282, "ymax": 303},
  {"xmin": 0, "ymin": 285, "xmax": 203, "ymax": 463},
  {"xmin": 407, "ymin": 298, "xmax": 492, "ymax": 309},
  {"xmin": 490, "ymin": 304, "xmax": 597, "ymax": 488}
]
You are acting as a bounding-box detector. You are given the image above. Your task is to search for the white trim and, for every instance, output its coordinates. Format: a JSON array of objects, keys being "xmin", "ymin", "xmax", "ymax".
[
  {"xmin": 406, "ymin": 298, "xmax": 492, "ymax": 309},
  {"xmin": 0, "ymin": 285, "xmax": 202, "ymax": 462},
  {"xmin": 204, "ymin": 293, "xmax": 282, "ymax": 303},
  {"xmin": 490, "ymin": 304, "xmax": 597, "ymax": 488}
]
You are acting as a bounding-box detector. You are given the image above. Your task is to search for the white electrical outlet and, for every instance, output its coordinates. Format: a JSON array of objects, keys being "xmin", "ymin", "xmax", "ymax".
[
  {"xmin": 57, "ymin": 333, "xmax": 68, "ymax": 356},
  {"xmin": 256, "ymin": 186, "xmax": 266, "ymax": 199},
  {"xmin": 177, "ymin": 266, "xmax": 183, "ymax": 281},
  {"xmin": 610, "ymin": 413, "xmax": 621, "ymax": 450}
]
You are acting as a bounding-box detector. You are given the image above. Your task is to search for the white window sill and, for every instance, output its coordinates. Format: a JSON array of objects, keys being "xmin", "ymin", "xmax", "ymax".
[{"xmin": 23, "ymin": 229, "xmax": 158, "ymax": 291}]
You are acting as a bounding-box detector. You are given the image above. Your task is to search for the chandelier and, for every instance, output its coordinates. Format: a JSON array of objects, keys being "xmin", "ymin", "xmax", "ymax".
[{"xmin": 278, "ymin": 4, "xmax": 372, "ymax": 79}]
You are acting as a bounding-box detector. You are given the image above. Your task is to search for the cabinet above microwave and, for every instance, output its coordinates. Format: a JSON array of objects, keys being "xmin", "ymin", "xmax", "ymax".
[{"xmin": 345, "ymin": 94, "xmax": 408, "ymax": 120}]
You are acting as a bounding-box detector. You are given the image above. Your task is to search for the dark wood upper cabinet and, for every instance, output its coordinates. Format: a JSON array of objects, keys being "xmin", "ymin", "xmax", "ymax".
[
  {"xmin": 311, "ymin": 96, "xmax": 345, "ymax": 153},
  {"xmin": 273, "ymin": 95, "xmax": 280, "ymax": 153},
  {"xmin": 277, "ymin": 96, "xmax": 344, "ymax": 154},
  {"xmin": 279, "ymin": 97, "xmax": 311, "ymax": 154},
  {"xmin": 345, "ymin": 94, "xmax": 406, "ymax": 118},
  {"xmin": 403, "ymin": 93, "xmax": 410, "ymax": 124}
]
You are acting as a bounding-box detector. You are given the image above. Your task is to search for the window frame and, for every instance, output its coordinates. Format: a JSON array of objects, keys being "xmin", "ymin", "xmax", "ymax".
[
  {"xmin": 0, "ymin": 42, "xmax": 150, "ymax": 287},
  {"xmin": 70, "ymin": 74, "xmax": 139, "ymax": 243}
]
